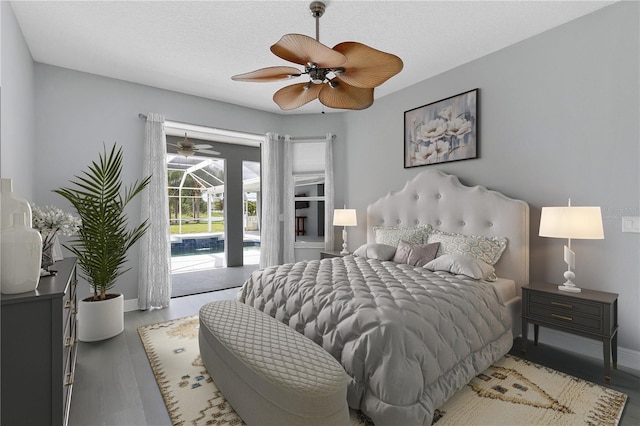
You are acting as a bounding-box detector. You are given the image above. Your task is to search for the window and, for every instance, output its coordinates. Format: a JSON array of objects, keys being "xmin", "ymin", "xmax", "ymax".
[{"xmin": 285, "ymin": 136, "xmax": 334, "ymax": 253}]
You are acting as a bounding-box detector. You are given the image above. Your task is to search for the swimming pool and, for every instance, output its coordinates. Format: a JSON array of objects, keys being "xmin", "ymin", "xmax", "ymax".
[{"xmin": 171, "ymin": 234, "xmax": 260, "ymax": 257}]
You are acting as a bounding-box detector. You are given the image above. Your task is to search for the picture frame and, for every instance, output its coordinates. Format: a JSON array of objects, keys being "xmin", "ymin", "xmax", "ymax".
[{"xmin": 404, "ymin": 89, "xmax": 478, "ymax": 168}]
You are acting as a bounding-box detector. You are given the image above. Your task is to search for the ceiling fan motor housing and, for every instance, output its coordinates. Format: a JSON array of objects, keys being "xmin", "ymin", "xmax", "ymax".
[{"xmin": 309, "ymin": 2, "xmax": 325, "ymax": 18}]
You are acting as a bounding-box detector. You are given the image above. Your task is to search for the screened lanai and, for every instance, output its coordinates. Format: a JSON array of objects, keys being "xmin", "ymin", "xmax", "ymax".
[{"xmin": 167, "ymin": 153, "xmax": 261, "ymax": 273}]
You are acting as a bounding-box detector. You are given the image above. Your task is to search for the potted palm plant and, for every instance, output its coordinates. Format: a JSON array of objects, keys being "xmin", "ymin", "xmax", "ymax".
[{"xmin": 54, "ymin": 143, "xmax": 150, "ymax": 342}]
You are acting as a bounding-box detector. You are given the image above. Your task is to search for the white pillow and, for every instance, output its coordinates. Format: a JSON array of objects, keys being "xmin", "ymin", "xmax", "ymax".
[
  {"xmin": 353, "ymin": 243, "xmax": 397, "ymax": 261},
  {"xmin": 424, "ymin": 253, "xmax": 497, "ymax": 281},
  {"xmin": 427, "ymin": 229, "xmax": 507, "ymax": 266},
  {"xmin": 373, "ymin": 225, "xmax": 431, "ymax": 247}
]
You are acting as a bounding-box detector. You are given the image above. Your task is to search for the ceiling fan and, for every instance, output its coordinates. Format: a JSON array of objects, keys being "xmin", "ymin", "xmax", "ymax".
[
  {"xmin": 231, "ymin": 1, "xmax": 403, "ymax": 111},
  {"xmin": 168, "ymin": 133, "xmax": 220, "ymax": 157}
]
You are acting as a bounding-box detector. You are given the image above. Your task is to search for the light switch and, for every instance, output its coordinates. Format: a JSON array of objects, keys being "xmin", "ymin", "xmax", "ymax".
[{"xmin": 621, "ymin": 216, "xmax": 640, "ymax": 233}]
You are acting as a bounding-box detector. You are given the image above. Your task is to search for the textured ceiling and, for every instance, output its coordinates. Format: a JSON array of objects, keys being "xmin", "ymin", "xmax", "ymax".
[{"xmin": 11, "ymin": 0, "xmax": 614, "ymax": 115}]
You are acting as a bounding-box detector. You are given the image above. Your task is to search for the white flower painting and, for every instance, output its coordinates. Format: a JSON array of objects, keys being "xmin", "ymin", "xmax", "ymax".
[{"xmin": 404, "ymin": 89, "xmax": 477, "ymax": 167}]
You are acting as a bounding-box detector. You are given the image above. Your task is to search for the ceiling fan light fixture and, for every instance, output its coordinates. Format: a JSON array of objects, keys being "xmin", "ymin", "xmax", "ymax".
[{"xmin": 177, "ymin": 149, "xmax": 194, "ymax": 157}]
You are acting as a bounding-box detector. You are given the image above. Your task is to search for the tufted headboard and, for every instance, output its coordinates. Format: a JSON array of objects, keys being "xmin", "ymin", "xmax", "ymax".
[{"xmin": 367, "ymin": 170, "xmax": 530, "ymax": 293}]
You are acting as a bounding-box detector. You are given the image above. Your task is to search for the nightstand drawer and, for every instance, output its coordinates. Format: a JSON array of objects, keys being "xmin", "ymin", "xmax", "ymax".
[
  {"xmin": 528, "ymin": 303, "xmax": 602, "ymax": 333},
  {"xmin": 529, "ymin": 293, "xmax": 602, "ymax": 316}
]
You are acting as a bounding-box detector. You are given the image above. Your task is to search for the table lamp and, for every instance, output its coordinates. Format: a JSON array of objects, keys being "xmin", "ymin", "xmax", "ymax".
[
  {"xmin": 333, "ymin": 208, "xmax": 357, "ymax": 255},
  {"xmin": 539, "ymin": 199, "xmax": 604, "ymax": 292}
]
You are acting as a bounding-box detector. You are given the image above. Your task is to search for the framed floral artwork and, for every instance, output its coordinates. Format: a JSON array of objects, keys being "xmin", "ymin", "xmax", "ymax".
[{"xmin": 404, "ymin": 89, "xmax": 478, "ymax": 168}]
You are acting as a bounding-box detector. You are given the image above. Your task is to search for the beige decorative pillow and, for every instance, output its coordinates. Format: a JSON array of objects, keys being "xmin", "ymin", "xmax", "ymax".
[
  {"xmin": 392, "ymin": 240, "xmax": 440, "ymax": 267},
  {"xmin": 373, "ymin": 225, "xmax": 432, "ymax": 247},
  {"xmin": 427, "ymin": 229, "xmax": 507, "ymax": 266}
]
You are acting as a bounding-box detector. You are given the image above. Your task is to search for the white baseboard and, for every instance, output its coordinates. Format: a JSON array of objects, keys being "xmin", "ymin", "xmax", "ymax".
[
  {"xmin": 124, "ymin": 298, "xmax": 139, "ymax": 312},
  {"xmin": 528, "ymin": 324, "xmax": 640, "ymax": 371}
]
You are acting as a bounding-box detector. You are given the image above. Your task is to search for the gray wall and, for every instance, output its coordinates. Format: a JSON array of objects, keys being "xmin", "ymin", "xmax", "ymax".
[
  {"xmin": 1, "ymin": 2, "xmax": 35, "ymax": 199},
  {"xmin": 343, "ymin": 2, "xmax": 639, "ymax": 353}
]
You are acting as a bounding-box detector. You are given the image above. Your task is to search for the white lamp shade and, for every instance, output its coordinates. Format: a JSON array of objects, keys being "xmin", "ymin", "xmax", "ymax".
[
  {"xmin": 539, "ymin": 206, "xmax": 604, "ymax": 239},
  {"xmin": 333, "ymin": 209, "xmax": 357, "ymax": 227}
]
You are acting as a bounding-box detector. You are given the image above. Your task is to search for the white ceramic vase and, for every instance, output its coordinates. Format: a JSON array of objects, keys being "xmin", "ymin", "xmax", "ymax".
[
  {"xmin": 1, "ymin": 178, "xmax": 32, "ymax": 230},
  {"xmin": 1, "ymin": 213, "xmax": 42, "ymax": 294},
  {"xmin": 77, "ymin": 293, "xmax": 124, "ymax": 342}
]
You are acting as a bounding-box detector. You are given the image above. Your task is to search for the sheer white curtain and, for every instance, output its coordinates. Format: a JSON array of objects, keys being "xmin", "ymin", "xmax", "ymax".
[
  {"xmin": 283, "ymin": 136, "xmax": 295, "ymax": 264},
  {"xmin": 138, "ymin": 113, "xmax": 171, "ymax": 309},
  {"xmin": 259, "ymin": 133, "xmax": 282, "ymax": 268},
  {"xmin": 324, "ymin": 133, "xmax": 335, "ymax": 252}
]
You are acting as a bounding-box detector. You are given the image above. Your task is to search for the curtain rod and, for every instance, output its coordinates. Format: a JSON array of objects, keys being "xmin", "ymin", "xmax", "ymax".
[
  {"xmin": 138, "ymin": 114, "xmax": 263, "ymax": 140},
  {"xmin": 279, "ymin": 135, "xmax": 336, "ymax": 141},
  {"xmin": 138, "ymin": 114, "xmax": 334, "ymax": 142}
]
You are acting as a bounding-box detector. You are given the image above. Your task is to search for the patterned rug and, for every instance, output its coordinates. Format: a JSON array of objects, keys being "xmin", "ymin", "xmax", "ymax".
[{"xmin": 138, "ymin": 315, "xmax": 627, "ymax": 426}]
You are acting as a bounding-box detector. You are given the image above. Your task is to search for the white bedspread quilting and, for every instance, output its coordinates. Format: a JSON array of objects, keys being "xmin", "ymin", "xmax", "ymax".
[{"xmin": 236, "ymin": 255, "xmax": 512, "ymax": 425}]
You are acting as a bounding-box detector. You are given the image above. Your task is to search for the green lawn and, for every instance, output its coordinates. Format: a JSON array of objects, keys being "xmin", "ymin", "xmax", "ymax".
[{"xmin": 170, "ymin": 222, "xmax": 224, "ymax": 234}]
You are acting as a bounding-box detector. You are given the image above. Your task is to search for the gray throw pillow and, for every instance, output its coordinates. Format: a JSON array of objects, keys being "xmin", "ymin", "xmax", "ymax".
[{"xmin": 393, "ymin": 240, "xmax": 440, "ymax": 267}]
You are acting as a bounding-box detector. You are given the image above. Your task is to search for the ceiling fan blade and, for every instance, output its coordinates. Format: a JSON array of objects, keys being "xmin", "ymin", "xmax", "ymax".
[
  {"xmin": 231, "ymin": 66, "xmax": 302, "ymax": 82},
  {"xmin": 318, "ymin": 81, "xmax": 374, "ymax": 110},
  {"xmin": 198, "ymin": 149, "xmax": 221, "ymax": 156},
  {"xmin": 332, "ymin": 42, "xmax": 403, "ymax": 88},
  {"xmin": 271, "ymin": 34, "xmax": 347, "ymax": 68},
  {"xmin": 194, "ymin": 144, "xmax": 213, "ymax": 149},
  {"xmin": 273, "ymin": 82, "xmax": 323, "ymax": 110}
]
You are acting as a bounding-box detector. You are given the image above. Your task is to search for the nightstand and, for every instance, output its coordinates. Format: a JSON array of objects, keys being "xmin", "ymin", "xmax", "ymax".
[
  {"xmin": 320, "ymin": 250, "xmax": 344, "ymax": 259},
  {"xmin": 521, "ymin": 282, "xmax": 618, "ymax": 382}
]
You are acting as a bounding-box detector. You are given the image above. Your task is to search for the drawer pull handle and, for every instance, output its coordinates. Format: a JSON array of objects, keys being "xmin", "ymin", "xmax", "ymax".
[
  {"xmin": 65, "ymin": 372, "xmax": 74, "ymax": 386},
  {"xmin": 551, "ymin": 301, "xmax": 573, "ymax": 309},
  {"xmin": 551, "ymin": 313, "xmax": 573, "ymax": 321}
]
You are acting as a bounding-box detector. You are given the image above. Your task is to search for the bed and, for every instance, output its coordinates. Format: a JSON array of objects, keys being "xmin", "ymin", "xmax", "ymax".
[{"xmin": 237, "ymin": 170, "xmax": 530, "ymax": 425}]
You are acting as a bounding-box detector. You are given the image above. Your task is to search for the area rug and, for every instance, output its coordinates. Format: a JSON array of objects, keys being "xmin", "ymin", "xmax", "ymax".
[{"xmin": 138, "ymin": 315, "xmax": 627, "ymax": 426}]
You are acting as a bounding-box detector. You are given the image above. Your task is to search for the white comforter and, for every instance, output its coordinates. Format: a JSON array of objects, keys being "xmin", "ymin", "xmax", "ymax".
[{"xmin": 236, "ymin": 255, "xmax": 512, "ymax": 425}]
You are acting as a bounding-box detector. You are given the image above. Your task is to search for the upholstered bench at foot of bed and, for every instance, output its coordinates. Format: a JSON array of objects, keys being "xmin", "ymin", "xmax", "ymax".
[{"xmin": 199, "ymin": 300, "xmax": 351, "ymax": 426}]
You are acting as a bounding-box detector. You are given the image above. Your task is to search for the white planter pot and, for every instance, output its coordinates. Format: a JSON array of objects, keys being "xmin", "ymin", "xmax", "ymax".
[{"xmin": 77, "ymin": 293, "xmax": 124, "ymax": 342}]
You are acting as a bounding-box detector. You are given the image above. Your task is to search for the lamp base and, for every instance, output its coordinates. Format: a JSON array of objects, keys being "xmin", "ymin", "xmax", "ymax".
[
  {"xmin": 340, "ymin": 228, "xmax": 349, "ymax": 256},
  {"xmin": 558, "ymin": 284, "xmax": 582, "ymax": 293},
  {"xmin": 558, "ymin": 270, "xmax": 581, "ymax": 292}
]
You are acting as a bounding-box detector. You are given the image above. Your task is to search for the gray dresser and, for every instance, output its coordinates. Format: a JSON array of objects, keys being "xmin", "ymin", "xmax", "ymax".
[{"xmin": 1, "ymin": 257, "xmax": 78, "ymax": 426}]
